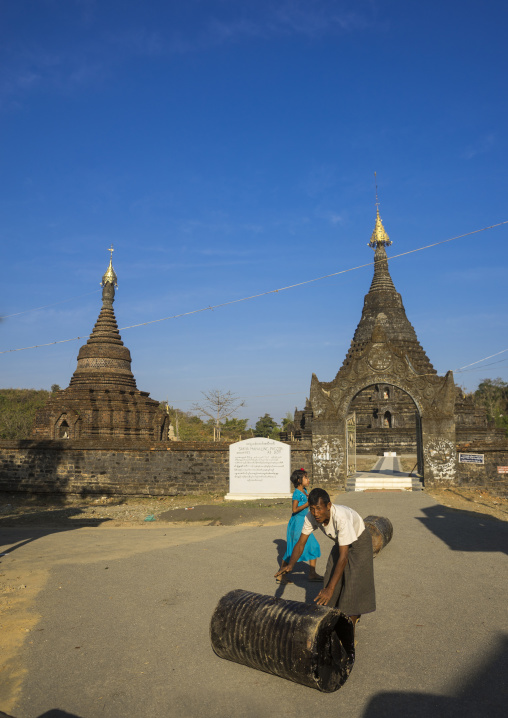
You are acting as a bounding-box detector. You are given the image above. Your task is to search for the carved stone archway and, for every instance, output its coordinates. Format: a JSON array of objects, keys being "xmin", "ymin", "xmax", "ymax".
[{"xmin": 309, "ymin": 324, "xmax": 456, "ymax": 488}]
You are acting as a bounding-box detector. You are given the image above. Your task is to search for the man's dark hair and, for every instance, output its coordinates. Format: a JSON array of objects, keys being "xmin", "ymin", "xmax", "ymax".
[{"xmin": 308, "ymin": 488, "xmax": 330, "ymax": 507}]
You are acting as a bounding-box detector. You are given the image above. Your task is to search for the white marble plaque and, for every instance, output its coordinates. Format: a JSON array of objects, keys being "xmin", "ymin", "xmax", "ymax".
[{"xmin": 226, "ymin": 437, "xmax": 291, "ymax": 500}]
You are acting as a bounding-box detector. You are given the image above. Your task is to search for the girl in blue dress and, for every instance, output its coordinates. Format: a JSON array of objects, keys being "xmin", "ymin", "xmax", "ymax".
[{"xmin": 277, "ymin": 468, "xmax": 322, "ymax": 582}]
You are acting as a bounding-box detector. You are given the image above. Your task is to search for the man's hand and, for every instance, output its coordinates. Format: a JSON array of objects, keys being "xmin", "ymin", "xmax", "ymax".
[
  {"xmin": 314, "ymin": 586, "xmax": 334, "ymax": 606},
  {"xmin": 274, "ymin": 565, "xmax": 291, "ymax": 578}
]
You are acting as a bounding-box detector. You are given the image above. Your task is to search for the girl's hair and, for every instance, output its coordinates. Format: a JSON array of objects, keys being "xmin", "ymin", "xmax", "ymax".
[{"xmin": 290, "ymin": 468, "xmax": 307, "ymax": 489}]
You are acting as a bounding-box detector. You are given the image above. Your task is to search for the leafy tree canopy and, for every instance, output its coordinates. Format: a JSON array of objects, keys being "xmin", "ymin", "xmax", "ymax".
[
  {"xmin": 281, "ymin": 412, "xmax": 294, "ymax": 430},
  {"xmin": 254, "ymin": 413, "xmax": 280, "ymax": 439},
  {"xmin": 473, "ymin": 378, "xmax": 508, "ymax": 435},
  {"xmin": 0, "ymin": 388, "xmax": 51, "ymax": 439},
  {"xmin": 160, "ymin": 403, "xmax": 251, "ymax": 442}
]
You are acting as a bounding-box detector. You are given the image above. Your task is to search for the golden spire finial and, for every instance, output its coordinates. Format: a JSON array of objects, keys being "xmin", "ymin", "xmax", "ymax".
[
  {"xmin": 368, "ymin": 173, "xmax": 391, "ymax": 248},
  {"xmin": 101, "ymin": 244, "xmax": 118, "ymax": 288}
]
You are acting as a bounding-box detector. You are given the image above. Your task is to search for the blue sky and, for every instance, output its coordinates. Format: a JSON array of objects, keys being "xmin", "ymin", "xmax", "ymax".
[{"xmin": 1, "ymin": 0, "xmax": 507, "ymax": 427}]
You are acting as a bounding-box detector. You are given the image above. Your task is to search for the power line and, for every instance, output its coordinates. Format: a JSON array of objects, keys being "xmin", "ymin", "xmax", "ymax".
[
  {"xmin": 454, "ymin": 355, "xmax": 508, "ymax": 374},
  {"xmin": 1, "ymin": 219, "xmax": 507, "ymax": 355},
  {"xmin": 454, "ymin": 348, "xmax": 508, "ymax": 372},
  {"xmin": 0, "ymin": 290, "xmax": 101, "ymax": 319},
  {"xmin": 117, "ymin": 220, "xmax": 508, "ymax": 333}
]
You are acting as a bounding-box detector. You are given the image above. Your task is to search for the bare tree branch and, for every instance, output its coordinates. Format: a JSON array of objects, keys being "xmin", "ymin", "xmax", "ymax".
[{"xmin": 192, "ymin": 389, "xmax": 245, "ymax": 441}]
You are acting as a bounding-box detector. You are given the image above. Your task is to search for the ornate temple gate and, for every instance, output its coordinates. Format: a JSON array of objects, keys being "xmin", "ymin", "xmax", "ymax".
[
  {"xmin": 346, "ymin": 412, "xmax": 356, "ymax": 477},
  {"xmin": 309, "ymin": 325, "xmax": 457, "ymax": 489},
  {"xmin": 306, "ymin": 207, "xmax": 458, "ymax": 491}
]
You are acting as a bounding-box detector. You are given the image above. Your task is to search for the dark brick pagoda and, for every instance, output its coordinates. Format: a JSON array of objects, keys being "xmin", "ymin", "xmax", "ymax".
[{"xmin": 33, "ymin": 249, "xmax": 168, "ymax": 441}]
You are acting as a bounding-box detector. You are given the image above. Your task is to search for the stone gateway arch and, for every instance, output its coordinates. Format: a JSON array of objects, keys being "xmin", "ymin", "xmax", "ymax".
[{"xmin": 293, "ymin": 206, "xmax": 463, "ymax": 488}]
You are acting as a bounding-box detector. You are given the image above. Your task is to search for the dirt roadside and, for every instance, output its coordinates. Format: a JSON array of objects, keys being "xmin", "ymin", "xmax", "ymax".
[{"xmin": 0, "ymin": 485, "xmax": 506, "ymax": 528}]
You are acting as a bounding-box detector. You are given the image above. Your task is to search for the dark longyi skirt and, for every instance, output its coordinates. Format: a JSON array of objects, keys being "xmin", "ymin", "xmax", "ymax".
[{"xmin": 322, "ymin": 528, "xmax": 376, "ymax": 615}]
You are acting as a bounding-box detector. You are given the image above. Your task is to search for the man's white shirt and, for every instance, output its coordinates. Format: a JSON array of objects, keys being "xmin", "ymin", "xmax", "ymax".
[{"xmin": 302, "ymin": 504, "xmax": 365, "ymax": 545}]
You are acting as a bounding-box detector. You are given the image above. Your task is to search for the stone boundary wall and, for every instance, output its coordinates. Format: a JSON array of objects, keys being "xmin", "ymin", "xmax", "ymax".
[
  {"xmin": 3, "ymin": 439, "xmax": 504, "ymax": 497},
  {"xmin": 454, "ymin": 443, "xmax": 508, "ymax": 498},
  {"xmin": 0, "ymin": 440, "xmax": 312, "ymax": 497}
]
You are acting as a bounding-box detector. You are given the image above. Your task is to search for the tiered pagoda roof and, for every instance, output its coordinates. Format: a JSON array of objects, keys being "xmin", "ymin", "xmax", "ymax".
[
  {"xmin": 69, "ymin": 251, "xmax": 137, "ymax": 390},
  {"xmin": 337, "ymin": 206, "xmax": 437, "ymax": 377}
]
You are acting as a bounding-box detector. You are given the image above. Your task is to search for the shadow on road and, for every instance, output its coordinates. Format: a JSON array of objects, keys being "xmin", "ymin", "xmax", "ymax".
[
  {"xmin": 417, "ymin": 503, "xmax": 508, "ymax": 554},
  {"xmin": 0, "ymin": 710, "xmax": 82, "ymax": 718},
  {"xmin": 363, "ymin": 634, "xmax": 508, "ymax": 717},
  {"xmin": 272, "ymin": 538, "xmax": 323, "ymax": 603},
  {"xmin": 0, "ymin": 506, "xmax": 111, "ymax": 558}
]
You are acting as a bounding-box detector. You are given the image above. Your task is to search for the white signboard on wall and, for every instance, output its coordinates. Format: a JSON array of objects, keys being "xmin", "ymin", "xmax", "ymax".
[
  {"xmin": 458, "ymin": 453, "xmax": 484, "ymax": 465},
  {"xmin": 226, "ymin": 438, "xmax": 291, "ymax": 500}
]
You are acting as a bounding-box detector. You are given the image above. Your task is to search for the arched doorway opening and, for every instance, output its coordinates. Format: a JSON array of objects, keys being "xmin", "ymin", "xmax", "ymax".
[{"xmin": 347, "ymin": 383, "xmax": 422, "ymax": 479}]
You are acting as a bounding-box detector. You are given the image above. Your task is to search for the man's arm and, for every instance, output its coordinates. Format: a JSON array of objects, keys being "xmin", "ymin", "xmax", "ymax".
[
  {"xmin": 274, "ymin": 533, "xmax": 310, "ymax": 577},
  {"xmin": 314, "ymin": 544, "xmax": 349, "ymax": 606}
]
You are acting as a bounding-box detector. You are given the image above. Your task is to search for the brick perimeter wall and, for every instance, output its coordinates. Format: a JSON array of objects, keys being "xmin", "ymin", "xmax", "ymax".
[
  {"xmin": 455, "ymin": 443, "xmax": 508, "ymax": 498},
  {"xmin": 1, "ymin": 439, "xmax": 505, "ymax": 497},
  {"xmin": 0, "ymin": 440, "xmax": 312, "ymax": 497}
]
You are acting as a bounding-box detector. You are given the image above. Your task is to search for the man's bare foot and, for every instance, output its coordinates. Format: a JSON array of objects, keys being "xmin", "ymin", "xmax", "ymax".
[{"xmin": 308, "ymin": 573, "xmax": 323, "ymax": 582}]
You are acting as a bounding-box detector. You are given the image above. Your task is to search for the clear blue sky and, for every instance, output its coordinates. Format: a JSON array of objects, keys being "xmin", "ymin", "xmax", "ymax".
[{"xmin": 1, "ymin": 0, "xmax": 507, "ymax": 427}]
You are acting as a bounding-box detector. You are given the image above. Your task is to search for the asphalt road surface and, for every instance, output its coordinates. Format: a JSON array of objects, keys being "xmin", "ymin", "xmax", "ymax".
[{"xmin": 1, "ymin": 491, "xmax": 507, "ymax": 718}]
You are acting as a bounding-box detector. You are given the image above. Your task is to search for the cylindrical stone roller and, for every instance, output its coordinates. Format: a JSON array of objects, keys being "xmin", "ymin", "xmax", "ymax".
[
  {"xmin": 210, "ymin": 589, "xmax": 355, "ymax": 692},
  {"xmin": 363, "ymin": 515, "xmax": 393, "ymax": 556}
]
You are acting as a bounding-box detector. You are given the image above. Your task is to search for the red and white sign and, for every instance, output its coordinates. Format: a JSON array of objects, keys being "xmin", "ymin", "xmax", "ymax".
[{"xmin": 497, "ymin": 466, "xmax": 508, "ymax": 474}]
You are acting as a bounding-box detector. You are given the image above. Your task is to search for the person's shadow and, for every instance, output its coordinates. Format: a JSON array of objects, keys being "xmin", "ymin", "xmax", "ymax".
[
  {"xmin": 0, "ymin": 504, "xmax": 112, "ymax": 562},
  {"xmin": 273, "ymin": 538, "xmax": 323, "ymax": 603}
]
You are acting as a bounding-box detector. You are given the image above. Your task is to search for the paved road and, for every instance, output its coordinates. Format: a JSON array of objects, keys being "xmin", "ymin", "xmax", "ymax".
[
  {"xmin": 1, "ymin": 491, "xmax": 507, "ymax": 718},
  {"xmin": 356, "ymin": 455, "xmax": 410, "ymax": 477}
]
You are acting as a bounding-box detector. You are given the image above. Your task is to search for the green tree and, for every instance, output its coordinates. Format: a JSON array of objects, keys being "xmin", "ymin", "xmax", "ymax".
[
  {"xmin": 281, "ymin": 412, "xmax": 294, "ymax": 430},
  {"xmin": 0, "ymin": 389, "xmax": 51, "ymax": 439},
  {"xmin": 254, "ymin": 413, "xmax": 280, "ymax": 439},
  {"xmin": 51, "ymin": 384, "xmax": 61, "ymax": 393},
  {"xmin": 220, "ymin": 417, "xmax": 250, "ymax": 441},
  {"xmin": 474, "ymin": 378, "xmax": 508, "ymax": 435},
  {"xmin": 160, "ymin": 403, "xmax": 214, "ymax": 441}
]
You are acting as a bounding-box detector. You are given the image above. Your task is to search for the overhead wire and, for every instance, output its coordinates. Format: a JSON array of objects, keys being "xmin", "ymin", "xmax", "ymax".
[
  {"xmin": 454, "ymin": 353, "xmax": 508, "ymax": 374},
  {"xmin": 1, "ymin": 219, "xmax": 507, "ymax": 357},
  {"xmin": 454, "ymin": 347, "xmax": 508, "ymax": 372},
  {"xmin": 0, "ymin": 289, "xmax": 101, "ymax": 319}
]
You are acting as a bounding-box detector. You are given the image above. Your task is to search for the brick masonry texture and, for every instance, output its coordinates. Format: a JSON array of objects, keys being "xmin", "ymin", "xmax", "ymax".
[
  {"xmin": 2, "ymin": 439, "xmax": 505, "ymax": 498},
  {"xmin": 0, "ymin": 440, "xmax": 314, "ymax": 497},
  {"xmin": 455, "ymin": 443, "xmax": 508, "ymax": 497}
]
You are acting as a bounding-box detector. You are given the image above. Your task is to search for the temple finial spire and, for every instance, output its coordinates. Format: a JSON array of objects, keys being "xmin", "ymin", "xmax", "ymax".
[
  {"xmin": 101, "ymin": 245, "xmax": 118, "ymax": 288},
  {"xmin": 368, "ymin": 174, "xmax": 392, "ymax": 249}
]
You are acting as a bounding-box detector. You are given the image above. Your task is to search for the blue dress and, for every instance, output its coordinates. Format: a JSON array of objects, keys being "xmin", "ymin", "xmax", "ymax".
[{"xmin": 283, "ymin": 489, "xmax": 321, "ymax": 562}]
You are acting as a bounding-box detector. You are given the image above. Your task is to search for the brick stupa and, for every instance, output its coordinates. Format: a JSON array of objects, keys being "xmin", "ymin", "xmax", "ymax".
[{"xmin": 33, "ymin": 249, "xmax": 168, "ymax": 441}]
